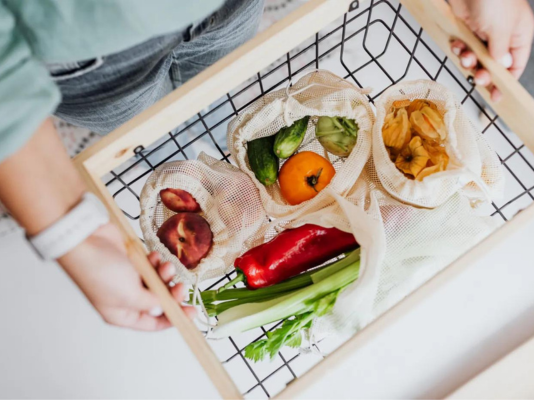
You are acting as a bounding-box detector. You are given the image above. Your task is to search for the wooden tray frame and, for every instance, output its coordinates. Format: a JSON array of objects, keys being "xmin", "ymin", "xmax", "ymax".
[{"xmin": 73, "ymin": 0, "xmax": 534, "ymax": 398}]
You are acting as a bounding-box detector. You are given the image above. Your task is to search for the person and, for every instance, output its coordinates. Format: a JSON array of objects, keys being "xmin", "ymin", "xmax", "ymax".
[
  {"xmin": 0, "ymin": 0, "xmax": 532, "ymax": 332},
  {"xmin": 449, "ymin": 0, "xmax": 534, "ymax": 102}
]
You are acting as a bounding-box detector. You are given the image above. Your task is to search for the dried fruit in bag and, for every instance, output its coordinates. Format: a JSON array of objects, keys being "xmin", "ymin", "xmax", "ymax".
[
  {"xmin": 395, "ymin": 136, "xmax": 430, "ymax": 178},
  {"xmin": 423, "ymin": 141, "xmax": 449, "ymax": 169},
  {"xmin": 382, "ymin": 108, "xmax": 410, "ymax": 151},
  {"xmin": 383, "ymin": 98, "xmax": 449, "ymax": 180},
  {"xmin": 422, "ymin": 107, "xmax": 447, "ymax": 140},
  {"xmin": 407, "ymin": 99, "xmax": 438, "ymax": 116},
  {"xmin": 157, "ymin": 213, "xmax": 213, "ymax": 269},
  {"xmin": 416, "ymin": 162, "xmax": 445, "ymax": 181},
  {"xmin": 410, "ymin": 107, "xmax": 447, "ymax": 142},
  {"xmin": 279, "ymin": 151, "xmax": 335, "ymax": 205},
  {"xmin": 391, "ymin": 99, "xmax": 411, "ymax": 109}
]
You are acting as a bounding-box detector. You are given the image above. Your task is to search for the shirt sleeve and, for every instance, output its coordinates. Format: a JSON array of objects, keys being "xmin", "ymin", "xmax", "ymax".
[{"xmin": 0, "ymin": 1, "xmax": 61, "ymax": 162}]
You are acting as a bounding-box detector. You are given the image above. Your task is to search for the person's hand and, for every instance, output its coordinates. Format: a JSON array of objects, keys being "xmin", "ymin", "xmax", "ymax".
[
  {"xmin": 0, "ymin": 119, "xmax": 195, "ymax": 331},
  {"xmin": 58, "ymin": 222, "xmax": 196, "ymax": 331},
  {"xmin": 449, "ymin": 0, "xmax": 534, "ymax": 102}
]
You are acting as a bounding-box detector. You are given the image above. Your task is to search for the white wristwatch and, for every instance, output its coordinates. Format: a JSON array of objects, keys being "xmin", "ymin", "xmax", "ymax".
[{"xmin": 27, "ymin": 193, "xmax": 110, "ymax": 260}]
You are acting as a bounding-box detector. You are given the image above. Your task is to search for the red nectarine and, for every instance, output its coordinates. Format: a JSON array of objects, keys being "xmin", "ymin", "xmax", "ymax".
[
  {"xmin": 157, "ymin": 213, "xmax": 213, "ymax": 269},
  {"xmin": 160, "ymin": 188, "xmax": 201, "ymax": 213}
]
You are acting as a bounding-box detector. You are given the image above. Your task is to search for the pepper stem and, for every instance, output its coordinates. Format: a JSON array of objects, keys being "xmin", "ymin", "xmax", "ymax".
[
  {"xmin": 306, "ymin": 168, "xmax": 323, "ymax": 193},
  {"xmin": 218, "ymin": 270, "xmax": 245, "ymax": 292}
]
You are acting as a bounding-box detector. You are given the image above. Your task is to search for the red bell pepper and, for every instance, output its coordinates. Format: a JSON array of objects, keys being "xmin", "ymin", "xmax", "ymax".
[{"xmin": 225, "ymin": 224, "xmax": 358, "ymax": 290}]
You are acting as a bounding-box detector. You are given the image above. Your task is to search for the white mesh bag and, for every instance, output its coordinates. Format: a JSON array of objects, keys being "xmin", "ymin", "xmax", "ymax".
[
  {"xmin": 227, "ymin": 69, "xmax": 375, "ymax": 219},
  {"xmin": 319, "ymin": 162, "xmax": 501, "ymax": 336},
  {"xmin": 372, "ymin": 80, "xmax": 504, "ymax": 209},
  {"xmin": 371, "ymin": 190, "xmax": 502, "ymax": 321},
  {"xmin": 140, "ymin": 153, "xmax": 267, "ymax": 284}
]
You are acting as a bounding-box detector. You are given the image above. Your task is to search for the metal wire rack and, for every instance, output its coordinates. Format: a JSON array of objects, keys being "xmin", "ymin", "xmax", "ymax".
[{"xmin": 103, "ymin": 0, "xmax": 534, "ymax": 397}]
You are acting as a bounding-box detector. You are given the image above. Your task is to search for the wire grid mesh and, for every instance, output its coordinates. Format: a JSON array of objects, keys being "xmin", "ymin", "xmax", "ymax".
[{"xmin": 103, "ymin": 0, "xmax": 534, "ymax": 397}]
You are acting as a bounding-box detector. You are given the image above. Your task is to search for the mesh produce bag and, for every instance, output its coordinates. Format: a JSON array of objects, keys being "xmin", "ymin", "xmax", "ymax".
[
  {"xmin": 371, "ymin": 190, "xmax": 501, "ymax": 320},
  {"xmin": 227, "ymin": 69, "xmax": 375, "ymax": 219},
  {"xmin": 372, "ymin": 80, "xmax": 504, "ymax": 209},
  {"xmin": 139, "ymin": 153, "xmax": 267, "ymax": 284},
  {"xmin": 314, "ymin": 162, "xmax": 501, "ymax": 336}
]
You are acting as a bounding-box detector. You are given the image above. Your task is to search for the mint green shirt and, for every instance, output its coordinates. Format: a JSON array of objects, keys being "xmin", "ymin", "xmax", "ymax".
[{"xmin": 0, "ymin": 0, "xmax": 223, "ymax": 161}]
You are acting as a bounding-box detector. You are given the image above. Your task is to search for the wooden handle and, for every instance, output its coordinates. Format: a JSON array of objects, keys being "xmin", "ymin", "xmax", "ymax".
[
  {"xmin": 73, "ymin": 163, "xmax": 243, "ymax": 399},
  {"xmin": 400, "ymin": 0, "xmax": 534, "ymax": 155}
]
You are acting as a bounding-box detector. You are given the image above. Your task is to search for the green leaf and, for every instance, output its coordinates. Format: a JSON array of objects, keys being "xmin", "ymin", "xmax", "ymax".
[
  {"xmin": 243, "ymin": 290, "xmax": 345, "ymax": 362},
  {"xmin": 266, "ymin": 316, "xmax": 306, "ymax": 360},
  {"xmin": 243, "ymin": 314, "xmax": 314, "ymax": 362},
  {"xmin": 244, "ymin": 339, "xmax": 270, "ymax": 363},
  {"xmin": 285, "ymin": 331, "xmax": 304, "ymax": 348},
  {"xmin": 312, "ymin": 290, "xmax": 341, "ymax": 317}
]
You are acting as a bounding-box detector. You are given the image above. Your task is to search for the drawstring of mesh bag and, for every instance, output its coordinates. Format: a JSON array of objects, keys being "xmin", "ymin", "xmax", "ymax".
[
  {"xmin": 282, "ymin": 68, "xmax": 372, "ymax": 126},
  {"xmin": 191, "ymin": 274, "xmax": 217, "ymax": 338}
]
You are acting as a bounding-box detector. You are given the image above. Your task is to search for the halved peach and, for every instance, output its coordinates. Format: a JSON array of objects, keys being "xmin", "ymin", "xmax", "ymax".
[
  {"xmin": 157, "ymin": 213, "xmax": 213, "ymax": 269},
  {"xmin": 160, "ymin": 188, "xmax": 201, "ymax": 213}
]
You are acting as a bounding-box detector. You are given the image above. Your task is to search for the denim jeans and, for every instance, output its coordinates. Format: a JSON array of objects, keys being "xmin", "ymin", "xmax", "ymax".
[{"xmin": 48, "ymin": 0, "xmax": 264, "ymax": 134}]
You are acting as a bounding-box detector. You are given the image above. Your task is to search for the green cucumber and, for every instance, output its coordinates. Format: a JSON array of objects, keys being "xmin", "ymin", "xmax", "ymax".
[
  {"xmin": 247, "ymin": 136, "xmax": 279, "ymax": 186},
  {"xmin": 273, "ymin": 116, "xmax": 309, "ymax": 159}
]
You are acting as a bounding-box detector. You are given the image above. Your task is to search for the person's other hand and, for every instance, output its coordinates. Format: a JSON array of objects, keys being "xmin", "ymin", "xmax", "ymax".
[
  {"xmin": 449, "ymin": 0, "xmax": 534, "ymax": 102},
  {"xmin": 58, "ymin": 222, "xmax": 196, "ymax": 330}
]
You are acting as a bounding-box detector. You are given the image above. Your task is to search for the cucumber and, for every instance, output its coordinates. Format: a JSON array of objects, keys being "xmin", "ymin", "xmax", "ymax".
[
  {"xmin": 273, "ymin": 116, "xmax": 309, "ymax": 159},
  {"xmin": 247, "ymin": 136, "xmax": 279, "ymax": 186}
]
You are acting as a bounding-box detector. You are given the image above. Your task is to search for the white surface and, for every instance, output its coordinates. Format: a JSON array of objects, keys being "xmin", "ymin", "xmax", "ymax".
[
  {"xmin": 449, "ymin": 335, "xmax": 534, "ymax": 399},
  {"xmin": 0, "ymin": 230, "xmax": 219, "ymax": 400},
  {"xmin": 1, "ymin": 216, "xmax": 534, "ymax": 399}
]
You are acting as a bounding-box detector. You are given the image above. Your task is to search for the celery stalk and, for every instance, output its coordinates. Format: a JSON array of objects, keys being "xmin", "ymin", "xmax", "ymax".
[
  {"xmin": 211, "ymin": 260, "xmax": 360, "ymax": 339},
  {"xmin": 311, "ymin": 248, "xmax": 360, "ymax": 283},
  {"xmin": 205, "ymin": 294, "xmax": 284, "ymax": 317}
]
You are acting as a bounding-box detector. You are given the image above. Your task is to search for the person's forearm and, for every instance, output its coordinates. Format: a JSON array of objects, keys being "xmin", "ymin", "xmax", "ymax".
[{"xmin": 0, "ymin": 118, "xmax": 86, "ymax": 236}]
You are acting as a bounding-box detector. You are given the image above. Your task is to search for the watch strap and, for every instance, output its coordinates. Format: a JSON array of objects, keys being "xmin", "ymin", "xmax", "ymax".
[{"xmin": 28, "ymin": 193, "xmax": 109, "ymax": 260}]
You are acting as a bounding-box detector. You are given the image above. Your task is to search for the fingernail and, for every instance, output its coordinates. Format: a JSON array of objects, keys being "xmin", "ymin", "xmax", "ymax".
[
  {"xmin": 167, "ymin": 262, "xmax": 177, "ymax": 276},
  {"xmin": 492, "ymin": 91, "xmax": 503, "ymax": 102},
  {"xmin": 500, "ymin": 53, "xmax": 513, "ymax": 69},
  {"xmin": 461, "ymin": 56, "xmax": 474, "ymax": 68},
  {"xmin": 149, "ymin": 306, "xmax": 163, "ymax": 317},
  {"xmin": 452, "ymin": 46, "xmax": 462, "ymax": 56},
  {"xmin": 474, "ymin": 76, "xmax": 487, "ymax": 86}
]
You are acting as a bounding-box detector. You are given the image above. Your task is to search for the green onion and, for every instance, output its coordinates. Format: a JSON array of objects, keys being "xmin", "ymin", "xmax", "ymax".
[
  {"xmin": 211, "ymin": 258, "xmax": 360, "ymax": 338},
  {"xmin": 195, "ymin": 249, "xmax": 360, "ymax": 314}
]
